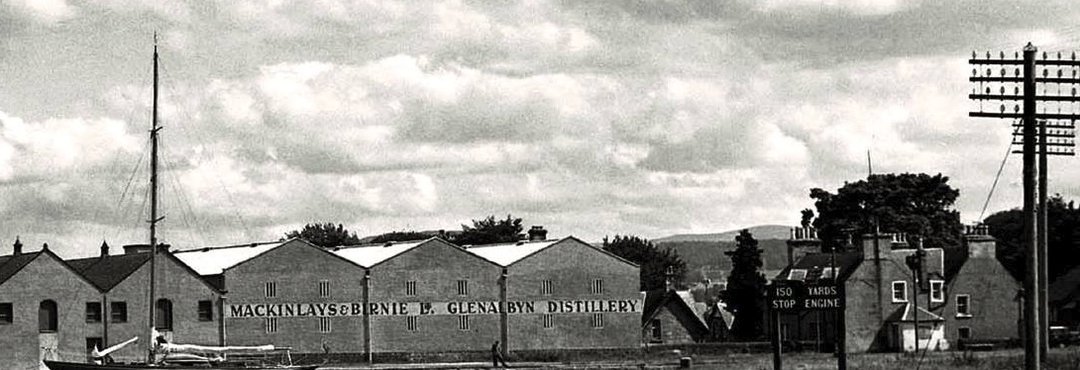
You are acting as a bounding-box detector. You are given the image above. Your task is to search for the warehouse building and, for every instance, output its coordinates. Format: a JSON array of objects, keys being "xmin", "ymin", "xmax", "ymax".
[{"xmin": 0, "ymin": 240, "xmax": 102, "ymax": 370}]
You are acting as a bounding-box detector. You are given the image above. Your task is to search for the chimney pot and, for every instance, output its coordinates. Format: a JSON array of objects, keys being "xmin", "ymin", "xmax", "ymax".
[
  {"xmin": 12, "ymin": 237, "xmax": 23, "ymax": 256},
  {"xmin": 527, "ymin": 226, "xmax": 548, "ymax": 241}
]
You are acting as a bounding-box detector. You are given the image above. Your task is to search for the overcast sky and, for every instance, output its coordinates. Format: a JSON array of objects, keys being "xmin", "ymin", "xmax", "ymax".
[{"xmin": 3, "ymin": 0, "xmax": 1080, "ymax": 258}]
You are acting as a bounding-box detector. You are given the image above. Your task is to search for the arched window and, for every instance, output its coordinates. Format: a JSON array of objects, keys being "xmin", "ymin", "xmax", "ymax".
[
  {"xmin": 39, "ymin": 300, "xmax": 58, "ymax": 332},
  {"xmin": 155, "ymin": 299, "xmax": 173, "ymax": 331}
]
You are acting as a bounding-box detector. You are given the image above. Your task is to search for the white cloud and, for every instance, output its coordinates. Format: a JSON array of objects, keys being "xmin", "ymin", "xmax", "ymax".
[{"xmin": 7, "ymin": 0, "xmax": 76, "ymax": 24}]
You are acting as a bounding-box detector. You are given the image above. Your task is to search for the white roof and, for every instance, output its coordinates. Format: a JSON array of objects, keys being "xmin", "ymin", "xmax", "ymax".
[
  {"xmin": 331, "ymin": 239, "xmax": 429, "ymax": 268},
  {"xmin": 173, "ymin": 241, "xmax": 287, "ymax": 275},
  {"xmin": 463, "ymin": 239, "xmax": 560, "ymax": 266}
]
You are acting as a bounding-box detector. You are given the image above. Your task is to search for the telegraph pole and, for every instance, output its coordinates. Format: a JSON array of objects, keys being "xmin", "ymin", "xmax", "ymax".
[{"xmin": 968, "ymin": 44, "xmax": 1079, "ymax": 370}]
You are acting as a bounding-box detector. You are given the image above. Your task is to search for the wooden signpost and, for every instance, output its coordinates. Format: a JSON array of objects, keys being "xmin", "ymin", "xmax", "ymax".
[{"xmin": 768, "ymin": 281, "xmax": 846, "ymax": 370}]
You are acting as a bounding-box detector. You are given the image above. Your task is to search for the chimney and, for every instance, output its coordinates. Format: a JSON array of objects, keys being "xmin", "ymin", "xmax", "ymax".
[
  {"xmin": 527, "ymin": 226, "xmax": 548, "ymax": 241},
  {"xmin": 963, "ymin": 224, "xmax": 996, "ymax": 258},
  {"xmin": 12, "ymin": 237, "xmax": 22, "ymax": 256},
  {"xmin": 100, "ymin": 240, "xmax": 110, "ymax": 257},
  {"xmin": 786, "ymin": 226, "xmax": 821, "ymax": 266},
  {"xmin": 861, "ymin": 233, "xmax": 893, "ymax": 261}
]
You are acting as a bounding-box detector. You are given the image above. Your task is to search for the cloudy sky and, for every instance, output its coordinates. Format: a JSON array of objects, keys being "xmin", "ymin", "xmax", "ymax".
[{"xmin": 3, "ymin": 0, "xmax": 1080, "ymax": 258}]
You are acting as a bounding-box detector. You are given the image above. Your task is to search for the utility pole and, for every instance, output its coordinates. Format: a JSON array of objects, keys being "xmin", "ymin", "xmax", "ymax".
[{"xmin": 968, "ymin": 44, "xmax": 1078, "ymax": 370}]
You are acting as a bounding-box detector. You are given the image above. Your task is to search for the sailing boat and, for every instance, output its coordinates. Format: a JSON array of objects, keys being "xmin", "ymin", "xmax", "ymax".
[{"xmin": 44, "ymin": 39, "xmax": 318, "ymax": 370}]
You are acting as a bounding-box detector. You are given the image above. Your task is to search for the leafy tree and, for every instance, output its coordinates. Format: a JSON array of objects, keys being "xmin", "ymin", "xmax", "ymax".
[
  {"xmin": 369, "ymin": 231, "xmax": 432, "ymax": 244},
  {"xmin": 810, "ymin": 173, "xmax": 962, "ymax": 251},
  {"xmin": 455, "ymin": 214, "xmax": 524, "ymax": 245},
  {"xmin": 601, "ymin": 235, "xmax": 687, "ymax": 291},
  {"xmin": 284, "ymin": 222, "xmax": 361, "ymax": 248},
  {"xmin": 983, "ymin": 195, "xmax": 1080, "ymax": 282},
  {"xmin": 800, "ymin": 208, "xmax": 814, "ymax": 228},
  {"xmin": 721, "ymin": 230, "xmax": 767, "ymax": 340}
]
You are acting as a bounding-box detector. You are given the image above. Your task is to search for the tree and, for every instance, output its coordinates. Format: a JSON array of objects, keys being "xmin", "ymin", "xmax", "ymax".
[
  {"xmin": 721, "ymin": 229, "xmax": 767, "ymax": 340},
  {"xmin": 369, "ymin": 231, "xmax": 432, "ymax": 244},
  {"xmin": 810, "ymin": 173, "xmax": 962, "ymax": 251},
  {"xmin": 455, "ymin": 214, "xmax": 524, "ymax": 245},
  {"xmin": 601, "ymin": 235, "xmax": 687, "ymax": 291},
  {"xmin": 284, "ymin": 222, "xmax": 361, "ymax": 248},
  {"xmin": 983, "ymin": 194, "xmax": 1080, "ymax": 282}
]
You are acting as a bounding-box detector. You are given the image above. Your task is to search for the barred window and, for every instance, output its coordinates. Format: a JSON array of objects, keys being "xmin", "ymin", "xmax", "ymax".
[
  {"xmin": 265, "ymin": 282, "xmax": 277, "ymax": 298},
  {"xmin": 957, "ymin": 295, "xmax": 971, "ymax": 316},
  {"xmin": 541, "ymin": 280, "xmax": 553, "ymax": 295},
  {"xmin": 458, "ymin": 315, "xmax": 470, "ymax": 330},
  {"xmin": 591, "ymin": 313, "xmax": 604, "ymax": 328},
  {"xmin": 0, "ymin": 303, "xmax": 11, "ymax": 324},
  {"xmin": 406, "ymin": 281, "xmax": 417, "ymax": 296},
  {"xmin": 319, "ymin": 317, "xmax": 332, "ymax": 333},
  {"xmin": 85, "ymin": 302, "xmax": 102, "ymax": 323},
  {"xmin": 590, "ymin": 279, "xmax": 604, "ymax": 294},
  {"xmin": 959, "ymin": 327, "xmax": 972, "ymax": 339},
  {"xmin": 197, "ymin": 300, "xmax": 213, "ymax": 322},
  {"xmin": 407, "ymin": 316, "xmax": 419, "ymax": 331},
  {"xmin": 110, "ymin": 302, "xmax": 127, "ymax": 323},
  {"xmin": 930, "ymin": 280, "xmax": 944, "ymax": 303},
  {"xmin": 891, "ymin": 281, "xmax": 907, "ymax": 302},
  {"xmin": 542, "ymin": 314, "xmax": 554, "ymax": 329},
  {"xmin": 265, "ymin": 318, "xmax": 278, "ymax": 333},
  {"xmin": 318, "ymin": 280, "xmax": 330, "ymax": 298},
  {"xmin": 457, "ymin": 280, "xmax": 469, "ymax": 296}
]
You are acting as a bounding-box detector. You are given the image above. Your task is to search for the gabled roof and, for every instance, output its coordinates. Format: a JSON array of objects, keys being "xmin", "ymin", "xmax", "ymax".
[
  {"xmin": 331, "ymin": 239, "xmax": 433, "ymax": 268},
  {"xmin": 642, "ymin": 289, "xmax": 711, "ymax": 341},
  {"xmin": 173, "ymin": 240, "xmax": 289, "ymax": 275},
  {"xmin": 775, "ymin": 251, "xmax": 863, "ymax": 283},
  {"xmin": 0, "ymin": 252, "xmax": 42, "ymax": 286},
  {"xmin": 1051, "ymin": 264, "xmax": 1080, "ymax": 304},
  {"xmin": 464, "ymin": 236, "xmax": 639, "ymax": 268},
  {"xmin": 67, "ymin": 252, "xmax": 152, "ymax": 291},
  {"xmin": 886, "ymin": 303, "xmax": 945, "ymax": 322}
]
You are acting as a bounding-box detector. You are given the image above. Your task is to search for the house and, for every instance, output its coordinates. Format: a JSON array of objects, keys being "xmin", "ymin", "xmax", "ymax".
[{"xmin": 641, "ymin": 289, "xmax": 710, "ymax": 344}]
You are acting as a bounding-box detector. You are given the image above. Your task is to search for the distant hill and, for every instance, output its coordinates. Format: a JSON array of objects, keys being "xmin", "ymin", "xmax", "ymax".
[
  {"xmin": 653, "ymin": 224, "xmax": 792, "ymax": 243},
  {"xmin": 654, "ymin": 225, "xmax": 793, "ymax": 284}
]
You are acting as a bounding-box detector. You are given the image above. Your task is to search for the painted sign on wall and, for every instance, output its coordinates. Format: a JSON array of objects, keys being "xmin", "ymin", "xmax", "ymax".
[{"xmin": 228, "ymin": 299, "xmax": 642, "ymax": 318}]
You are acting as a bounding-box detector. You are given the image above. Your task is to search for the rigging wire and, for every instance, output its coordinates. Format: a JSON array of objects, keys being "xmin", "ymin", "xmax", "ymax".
[{"xmin": 977, "ymin": 120, "xmax": 1022, "ymax": 222}]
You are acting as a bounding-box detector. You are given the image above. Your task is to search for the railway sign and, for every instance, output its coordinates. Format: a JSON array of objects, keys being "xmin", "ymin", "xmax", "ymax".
[{"xmin": 768, "ymin": 281, "xmax": 843, "ymax": 312}]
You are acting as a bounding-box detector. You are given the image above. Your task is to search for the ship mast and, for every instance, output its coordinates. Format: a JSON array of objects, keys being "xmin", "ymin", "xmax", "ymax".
[{"xmin": 146, "ymin": 34, "xmax": 163, "ymax": 363}]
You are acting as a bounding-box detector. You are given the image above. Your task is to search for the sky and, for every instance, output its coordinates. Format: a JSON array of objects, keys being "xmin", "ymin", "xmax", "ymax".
[{"xmin": 4, "ymin": 0, "xmax": 1080, "ymax": 258}]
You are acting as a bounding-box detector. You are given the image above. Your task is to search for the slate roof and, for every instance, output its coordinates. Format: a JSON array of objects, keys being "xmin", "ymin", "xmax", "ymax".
[
  {"xmin": 642, "ymin": 289, "xmax": 711, "ymax": 342},
  {"xmin": 463, "ymin": 236, "xmax": 638, "ymax": 268},
  {"xmin": 1051, "ymin": 264, "xmax": 1080, "ymax": 305},
  {"xmin": 331, "ymin": 239, "xmax": 432, "ymax": 268},
  {"xmin": 67, "ymin": 253, "xmax": 151, "ymax": 291},
  {"xmin": 0, "ymin": 252, "xmax": 42, "ymax": 285},
  {"xmin": 775, "ymin": 251, "xmax": 863, "ymax": 283}
]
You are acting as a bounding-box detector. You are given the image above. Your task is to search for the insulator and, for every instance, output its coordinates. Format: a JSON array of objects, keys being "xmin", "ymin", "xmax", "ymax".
[
  {"xmin": 1044, "ymin": 68, "xmax": 1049, "ymax": 77},
  {"xmin": 972, "ymin": 51, "xmax": 977, "ymax": 59},
  {"xmin": 1043, "ymin": 51, "xmax": 1048, "ymax": 59},
  {"xmin": 1015, "ymin": 51, "xmax": 1020, "ymax": 59},
  {"xmin": 1001, "ymin": 51, "xmax": 1006, "ymax": 59},
  {"xmin": 1073, "ymin": 70, "xmax": 1077, "ymax": 78},
  {"xmin": 1073, "ymin": 87, "xmax": 1077, "ymax": 96},
  {"xmin": 1059, "ymin": 69, "xmax": 1064, "ymax": 78},
  {"xmin": 1000, "ymin": 86, "xmax": 1006, "ymax": 94},
  {"xmin": 987, "ymin": 68, "xmax": 992, "ymax": 76},
  {"xmin": 987, "ymin": 51, "xmax": 992, "ymax": 59},
  {"xmin": 1059, "ymin": 52, "xmax": 1063, "ymax": 60},
  {"xmin": 1015, "ymin": 104, "xmax": 1021, "ymax": 113},
  {"xmin": 1015, "ymin": 86, "xmax": 1020, "ymax": 95},
  {"xmin": 1001, "ymin": 104, "xmax": 1006, "ymax": 113},
  {"xmin": 1001, "ymin": 68, "xmax": 1006, "ymax": 76},
  {"xmin": 1016, "ymin": 68, "xmax": 1021, "ymax": 76},
  {"xmin": 972, "ymin": 68, "xmax": 978, "ymax": 76},
  {"xmin": 1072, "ymin": 51, "xmax": 1076, "ymax": 61},
  {"xmin": 986, "ymin": 86, "xmax": 991, "ymax": 94}
]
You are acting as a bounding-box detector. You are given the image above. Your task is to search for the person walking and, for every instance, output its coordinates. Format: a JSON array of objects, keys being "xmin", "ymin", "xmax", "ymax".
[{"xmin": 491, "ymin": 340, "xmax": 510, "ymax": 368}]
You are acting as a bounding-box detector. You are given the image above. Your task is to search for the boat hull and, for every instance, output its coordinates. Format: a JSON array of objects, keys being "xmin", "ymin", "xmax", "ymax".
[{"xmin": 43, "ymin": 360, "xmax": 318, "ymax": 370}]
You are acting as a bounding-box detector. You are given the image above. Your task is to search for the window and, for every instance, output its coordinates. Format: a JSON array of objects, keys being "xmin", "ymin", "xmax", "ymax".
[
  {"xmin": 541, "ymin": 280, "xmax": 553, "ymax": 295},
  {"xmin": 86, "ymin": 337, "xmax": 103, "ymax": 354},
  {"xmin": 458, "ymin": 315, "xmax": 471, "ymax": 330},
  {"xmin": 650, "ymin": 319, "xmax": 661, "ymax": 341},
  {"xmin": 820, "ymin": 267, "xmax": 839, "ymax": 280},
  {"xmin": 457, "ymin": 280, "xmax": 469, "ymax": 296},
  {"xmin": 265, "ymin": 318, "xmax": 278, "ymax": 333},
  {"xmin": 0, "ymin": 303, "xmax": 11, "ymax": 324},
  {"xmin": 591, "ymin": 313, "xmax": 604, "ymax": 328},
  {"xmin": 197, "ymin": 300, "xmax": 213, "ymax": 322},
  {"xmin": 85, "ymin": 302, "xmax": 102, "ymax": 323},
  {"xmin": 787, "ymin": 269, "xmax": 807, "ymax": 281},
  {"xmin": 956, "ymin": 295, "xmax": 971, "ymax": 317},
  {"xmin": 590, "ymin": 279, "xmax": 604, "ymax": 294},
  {"xmin": 891, "ymin": 281, "xmax": 908, "ymax": 302},
  {"xmin": 916, "ymin": 324, "xmax": 933, "ymax": 340},
  {"xmin": 110, "ymin": 302, "xmax": 127, "ymax": 323},
  {"xmin": 319, "ymin": 317, "xmax": 332, "ymax": 333},
  {"xmin": 930, "ymin": 280, "xmax": 944, "ymax": 303},
  {"xmin": 407, "ymin": 316, "xmax": 419, "ymax": 331},
  {"xmin": 265, "ymin": 282, "xmax": 277, "ymax": 298},
  {"xmin": 406, "ymin": 281, "xmax": 417, "ymax": 296},
  {"xmin": 319, "ymin": 280, "xmax": 331, "ymax": 298},
  {"xmin": 155, "ymin": 299, "xmax": 173, "ymax": 330},
  {"xmin": 542, "ymin": 314, "xmax": 555, "ymax": 329},
  {"xmin": 959, "ymin": 327, "xmax": 972, "ymax": 339},
  {"xmin": 39, "ymin": 300, "xmax": 58, "ymax": 332}
]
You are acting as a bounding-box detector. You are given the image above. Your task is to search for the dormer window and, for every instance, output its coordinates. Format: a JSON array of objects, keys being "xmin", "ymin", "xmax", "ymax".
[{"xmin": 787, "ymin": 269, "xmax": 807, "ymax": 281}]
